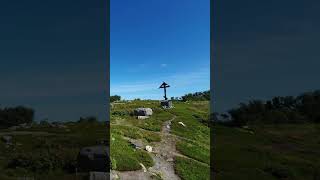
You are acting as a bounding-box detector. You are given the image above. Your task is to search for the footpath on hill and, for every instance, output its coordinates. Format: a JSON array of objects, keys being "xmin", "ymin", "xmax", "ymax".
[
  {"xmin": 111, "ymin": 101, "xmax": 210, "ymax": 180},
  {"xmin": 112, "ymin": 115, "xmax": 181, "ymax": 180}
]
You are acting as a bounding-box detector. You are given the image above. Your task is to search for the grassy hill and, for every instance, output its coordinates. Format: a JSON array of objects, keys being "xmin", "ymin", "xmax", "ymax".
[
  {"xmin": 0, "ymin": 121, "xmax": 109, "ymax": 179},
  {"xmin": 110, "ymin": 100, "xmax": 210, "ymax": 180},
  {"xmin": 214, "ymin": 123, "xmax": 320, "ymax": 180}
]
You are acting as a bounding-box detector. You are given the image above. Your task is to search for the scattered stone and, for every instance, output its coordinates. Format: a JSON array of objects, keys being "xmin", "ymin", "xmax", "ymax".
[
  {"xmin": 166, "ymin": 158, "xmax": 174, "ymax": 162},
  {"xmin": 137, "ymin": 116, "xmax": 149, "ymax": 120},
  {"xmin": 146, "ymin": 145, "xmax": 153, "ymax": 152},
  {"xmin": 178, "ymin": 122, "xmax": 186, "ymax": 127},
  {"xmin": 134, "ymin": 108, "xmax": 153, "ymax": 116},
  {"xmin": 139, "ymin": 163, "xmax": 147, "ymax": 172},
  {"xmin": 166, "ymin": 124, "xmax": 170, "ymax": 129}
]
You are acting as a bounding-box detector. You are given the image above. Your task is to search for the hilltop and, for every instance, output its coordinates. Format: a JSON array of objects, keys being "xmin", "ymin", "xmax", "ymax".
[{"xmin": 110, "ymin": 100, "xmax": 210, "ymax": 180}]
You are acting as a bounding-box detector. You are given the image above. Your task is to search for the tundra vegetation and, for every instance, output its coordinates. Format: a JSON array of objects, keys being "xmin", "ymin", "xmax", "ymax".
[
  {"xmin": 110, "ymin": 92, "xmax": 210, "ymax": 180},
  {"xmin": 0, "ymin": 110, "xmax": 108, "ymax": 180},
  {"xmin": 214, "ymin": 90, "xmax": 320, "ymax": 180}
]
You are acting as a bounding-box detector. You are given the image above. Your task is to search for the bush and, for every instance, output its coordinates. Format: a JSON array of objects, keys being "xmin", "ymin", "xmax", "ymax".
[
  {"xmin": 0, "ymin": 106, "xmax": 34, "ymax": 128},
  {"xmin": 7, "ymin": 143, "xmax": 78, "ymax": 174},
  {"xmin": 227, "ymin": 90, "xmax": 320, "ymax": 126},
  {"xmin": 110, "ymin": 95, "xmax": 121, "ymax": 103}
]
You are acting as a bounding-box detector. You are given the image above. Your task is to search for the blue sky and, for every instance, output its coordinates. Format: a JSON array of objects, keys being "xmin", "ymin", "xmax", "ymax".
[
  {"xmin": 110, "ymin": 0, "xmax": 210, "ymax": 100},
  {"xmin": 0, "ymin": 0, "xmax": 107, "ymax": 121},
  {"xmin": 213, "ymin": 0, "xmax": 320, "ymax": 112}
]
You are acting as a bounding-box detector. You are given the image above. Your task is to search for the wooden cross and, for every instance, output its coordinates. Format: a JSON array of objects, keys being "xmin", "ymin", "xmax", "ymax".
[{"xmin": 159, "ymin": 82, "xmax": 170, "ymax": 100}]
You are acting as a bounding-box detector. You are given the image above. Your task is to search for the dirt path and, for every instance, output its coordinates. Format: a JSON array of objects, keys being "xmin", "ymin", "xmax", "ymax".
[
  {"xmin": 149, "ymin": 116, "xmax": 180, "ymax": 180},
  {"xmin": 111, "ymin": 116, "xmax": 181, "ymax": 180}
]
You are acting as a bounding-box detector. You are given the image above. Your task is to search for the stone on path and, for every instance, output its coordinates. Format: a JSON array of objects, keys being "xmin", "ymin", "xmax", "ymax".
[{"xmin": 145, "ymin": 145, "xmax": 153, "ymax": 152}]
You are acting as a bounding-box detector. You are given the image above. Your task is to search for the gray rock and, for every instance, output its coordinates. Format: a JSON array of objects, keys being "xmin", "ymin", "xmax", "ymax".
[
  {"xmin": 2, "ymin": 135, "xmax": 12, "ymax": 144},
  {"xmin": 134, "ymin": 108, "xmax": 153, "ymax": 116},
  {"xmin": 78, "ymin": 145, "xmax": 110, "ymax": 172}
]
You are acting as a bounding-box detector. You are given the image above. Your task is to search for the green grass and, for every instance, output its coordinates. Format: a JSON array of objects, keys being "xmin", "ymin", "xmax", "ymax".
[
  {"xmin": 111, "ymin": 100, "xmax": 211, "ymax": 180},
  {"xmin": 111, "ymin": 100, "xmax": 210, "ymax": 179},
  {"xmin": 111, "ymin": 100, "xmax": 174, "ymax": 132},
  {"xmin": 214, "ymin": 124, "xmax": 320, "ymax": 180},
  {"xmin": 169, "ymin": 102, "xmax": 210, "ymax": 145},
  {"xmin": 111, "ymin": 125, "xmax": 161, "ymax": 143},
  {"xmin": 176, "ymin": 140, "xmax": 210, "ymax": 165},
  {"xmin": 136, "ymin": 111, "xmax": 173, "ymax": 132},
  {"xmin": 110, "ymin": 134, "xmax": 153, "ymax": 171},
  {"xmin": 175, "ymin": 157, "xmax": 210, "ymax": 180},
  {"xmin": 0, "ymin": 121, "xmax": 108, "ymax": 178}
]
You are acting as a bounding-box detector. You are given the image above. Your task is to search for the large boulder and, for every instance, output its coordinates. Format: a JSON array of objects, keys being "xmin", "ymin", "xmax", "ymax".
[
  {"xmin": 134, "ymin": 108, "xmax": 153, "ymax": 116},
  {"xmin": 77, "ymin": 145, "xmax": 110, "ymax": 172}
]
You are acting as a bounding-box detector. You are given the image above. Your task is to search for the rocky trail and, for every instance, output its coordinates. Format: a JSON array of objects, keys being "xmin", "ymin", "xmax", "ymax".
[{"xmin": 111, "ymin": 116, "xmax": 182, "ymax": 180}]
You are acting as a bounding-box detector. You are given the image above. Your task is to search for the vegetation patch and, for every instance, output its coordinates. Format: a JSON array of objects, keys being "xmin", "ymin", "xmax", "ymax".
[
  {"xmin": 110, "ymin": 134, "xmax": 153, "ymax": 171},
  {"xmin": 176, "ymin": 140, "xmax": 210, "ymax": 165},
  {"xmin": 175, "ymin": 157, "xmax": 210, "ymax": 180}
]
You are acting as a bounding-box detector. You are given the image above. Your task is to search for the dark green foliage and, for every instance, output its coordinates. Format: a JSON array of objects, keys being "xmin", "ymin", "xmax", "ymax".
[
  {"xmin": 175, "ymin": 157, "xmax": 210, "ymax": 180},
  {"xmin": 111, "ymin": 110, "xmax": 128, "ymax": 116},
  {"xmin": 263, "ymin": 165, "xmax": 293, "ymax": 179},
  {"xmin": 226, "ymin": 90, "xmax": 320, "ymax": 126},
  {"xmin": 0, "ymin": 119, "xmax": 108, "ymax": 179},
  {"xmin": 77, "ymin": 116, "xmax": 98, "ymax": 123},
  {"xmin": 181, "ymin": 90, "xmax": 210, "ymax": 102},
  {"xmin": 214, "ymin": 124, "xmax": 320, "ymax": 180},
  {"xmin": 110, "ymin": 95, "xmax": 121, "ymax": 102},
  {"xmin": 7, "ymin": 144, "xmax": 77, "ymax": 174},
  {"xmin": 0, "ymin": 106, "xmax": 34, "ymax": 128}
]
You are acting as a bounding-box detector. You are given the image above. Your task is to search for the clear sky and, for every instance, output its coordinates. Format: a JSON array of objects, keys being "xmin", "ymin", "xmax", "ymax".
[
  {"xmin": 0, "ymin": 0, "xmax": 107, "ymax": 121},
  {"xmin": 110, "ymin": 0, "xmax": 210, "ymax": 100},
  {"xmin": 213, "ymin": 0, "xmax": 320, "ymax": 112}
]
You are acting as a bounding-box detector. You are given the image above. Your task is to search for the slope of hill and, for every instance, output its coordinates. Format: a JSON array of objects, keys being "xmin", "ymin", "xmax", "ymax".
[
  {"xmin": 214, "ymin": 123, "xmax": 320, "ymax": 180},
  {"xmin": 110, "ymin": 100, "xmax": 210, "ymax": 180}
]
